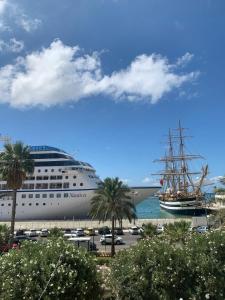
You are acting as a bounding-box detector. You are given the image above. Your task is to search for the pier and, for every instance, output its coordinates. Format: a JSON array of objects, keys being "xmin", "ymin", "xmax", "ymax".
[{"xmin": 0, "ymin": 218, "xmax": 192, "ymax": 230}]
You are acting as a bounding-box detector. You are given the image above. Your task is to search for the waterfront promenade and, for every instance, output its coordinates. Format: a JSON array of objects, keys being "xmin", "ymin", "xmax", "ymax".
[{"xmin": 0, "ymin": 218, "xmax": 191, "ymax": 230}]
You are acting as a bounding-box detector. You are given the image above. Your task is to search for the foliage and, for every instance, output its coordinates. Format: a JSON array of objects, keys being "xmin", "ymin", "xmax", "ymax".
[
  {"xmin": 0, "ymin": 142, "xmax": 34, "ymax": 189},
  {"xmin": 0, "ymin": 142, "xmax": 34, "ymax": 239},
  {"xmin": 0, "ymin": 238, "xmax": 102, "ymax": 300},
  {"xmin": 214, "ymin": 188, "xmax": 225, "ymax": 194},
  {"xmin": 209, "ymin": 209, "xmax": 225, "ymax": 228},
  {"xmin": 140, "ymin": 223, "xmax": 157, "ymax": 238},
  {"xmin": 89, "ymin": 177, "xmax": 136, "ymax": 256},
  {"xmin": 0, "ymin": 224, "xmax": 10, "ymax": 246},
  {"xmin": 48, "ymin": 227, "xmax": 63, "ymax": 238},
  {"xmin": 164, "ymin": 220, "xmax": 191, "ymax": 244},
  {"xmin": 109, "ymin": 231, "xmax": 225, "ymax": 300}
]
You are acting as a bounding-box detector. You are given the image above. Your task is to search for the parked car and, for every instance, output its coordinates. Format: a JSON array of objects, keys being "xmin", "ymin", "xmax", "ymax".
[
  {"xmin": 15, "ymin": 229, "xmax": 26, "ymax": 236},
  {"xmin": 40, "ymin": 229, "xmax": 49, "ymax": 237},
  {"xmin": 84, "ymin": 228, "xmax": 96, "ymax": 236},
  {"xmin": 75, "ymin": 228, "xmax": 85, "ymax": 237},
  {"xmin": 196, "ymin": 226, "xmax": 208, "ymax": 234},
  {"xmin": 100, "ymin": 234, "xmax": 123, "ymax": 245},
  {"xmin": 25, "ymin": 229, "xmax": 38, "ymax": 237},
  {"xmin": 63, "ymin": 228, "xmax": 72, "ymax": 234},
  {"xmin": 129, "ymin": 226, "xmax": 139, "ymax": 235},
  {"xmin": 115, "ymin": 227, "xmax": 124, "ymax": 235},
  {"xmin": 156, "ymin": 224, "xmax": 164, "ymax": 234},
  {"xmin": 98, "ymin": 226, "xmax": 110, "ymax": 235}
]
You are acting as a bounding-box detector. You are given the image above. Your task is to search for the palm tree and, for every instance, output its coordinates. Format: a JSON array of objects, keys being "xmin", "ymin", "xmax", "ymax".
[
  {"xmin": 89, "ymin": 177, "xmax": 136, "ymax": 256},
  {"xmin": 164, "ymin": 220, "xmax": 191, "ymax": 244},
  {"xmin": 0, "ymin": 142, "xmax": 34, "ymax": 242}
]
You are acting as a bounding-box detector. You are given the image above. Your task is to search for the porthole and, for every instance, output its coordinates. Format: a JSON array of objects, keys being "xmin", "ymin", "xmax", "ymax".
[
  {"xmin": 22, "ymin": 203, "xmax": 25, "ymax": 206},
  {"xmin": 43, "ymin": 203, "xmax": 46, "ymax": 206},
  {"xmin": 36, "ymin": 203, "xmax": 39, "ymax": 206},
  {"xmin": 73, "ymin": 183, "xmax": 76, "ymax": 186},
  {"xmin": 80, "ymin": 183, "xmax": 83, "ymax": 186},
  {"xmin": 8, "ymin": 203, "xmax": 11, "ymax": 206},
  {"xmin": 29, "ymin": 203, "xmax": 32, "ymax": 206},
  {"xmin": 73, "ymin": 175, "xmax": 77, "ymax": 179},
  {"xmin": 1, "ymin": 204, "xmax": 4, "ymax": 206}
]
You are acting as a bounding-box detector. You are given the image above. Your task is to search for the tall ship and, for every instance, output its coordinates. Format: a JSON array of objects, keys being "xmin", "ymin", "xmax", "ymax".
[
  {"xmin": 153, "ymin": 122, "xmax": 208, "ymax": 216},
  {"xmin": 0, "ymin": 145, "xmax": 160, "ymax": 220}
]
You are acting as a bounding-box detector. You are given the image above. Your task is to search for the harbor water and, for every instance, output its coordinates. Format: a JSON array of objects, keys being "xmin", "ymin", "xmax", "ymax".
[{"xmin": 136, "ymin": 194, "xmax": 215, "ymax": 219}]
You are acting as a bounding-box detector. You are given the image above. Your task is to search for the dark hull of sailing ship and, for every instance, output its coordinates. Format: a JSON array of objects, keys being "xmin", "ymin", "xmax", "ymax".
[
  {"xmin": 159, "ymin": 196, "xmax": 207, "ymax": 215},
  {"xmin": 154, "ymin": 121, "xmax": 208, "ymax": 216}
]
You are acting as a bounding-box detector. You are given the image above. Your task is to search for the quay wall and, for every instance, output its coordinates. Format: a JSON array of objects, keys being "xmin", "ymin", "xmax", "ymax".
[{"xmin": 0, "ymin": 218, "xmax": 191, "ymax": 230}]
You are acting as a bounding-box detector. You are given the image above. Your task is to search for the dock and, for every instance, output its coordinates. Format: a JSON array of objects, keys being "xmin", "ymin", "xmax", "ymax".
[{"xmin": 0, "ymin": 218, "xmax": 192, "ymax": 230}]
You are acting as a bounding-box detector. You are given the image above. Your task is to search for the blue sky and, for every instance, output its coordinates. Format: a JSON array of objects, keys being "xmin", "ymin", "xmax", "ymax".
[{"xmin": 0, "ymin": 0, "xmax": 224, "ymax": 187}]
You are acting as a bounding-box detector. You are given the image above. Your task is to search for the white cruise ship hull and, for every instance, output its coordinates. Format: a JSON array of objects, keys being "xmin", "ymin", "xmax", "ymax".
[
  {"xmin": 0, "ymin": 186, "xmax": 159, "ymax": 220},
  {"xmin": 0, "ymin": 145, "xmax": 160, "ymax": 221}
]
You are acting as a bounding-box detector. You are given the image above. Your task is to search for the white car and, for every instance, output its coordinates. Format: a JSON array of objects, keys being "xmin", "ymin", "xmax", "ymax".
[
  {"xmin": 100, "ymin": 234, "xmax": 123, "ymax": 245},
  {"xmin": 75, "ymin": 228, "xmax": 85, "ymax": 237},
  {"xmin": 196, "ymin": 226, "xmax": 208, "ymax": 234},
  {"xmin": 40, "ymin": 229, "xmax": 49, "ymax": 237},
  {"xmin": 129, "ymin": 226, "xmax": 139, "ymax": 235},
  {"xmin": 156, "ymin": 224, "xmax": 164, "ymax": 234},
  {"xmin": 25, "ymin": 229, "xmax": 38, "ymax": 237}
]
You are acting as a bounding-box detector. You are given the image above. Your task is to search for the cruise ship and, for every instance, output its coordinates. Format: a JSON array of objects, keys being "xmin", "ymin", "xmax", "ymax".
[{"xmin": 0, "ymin": 146, "xmax": 160, "ymax": 220}]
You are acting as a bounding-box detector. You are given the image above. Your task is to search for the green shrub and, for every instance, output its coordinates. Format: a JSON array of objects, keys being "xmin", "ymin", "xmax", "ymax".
[
  {"xmin": 109, "ymin": 231, "xmax": 225, "ymax": 300},
  {"xmin": 0, "ymin": 238, "xmax": 102, "ymax": 300},
  {"xmin": 0, "ymin": 224, "xmax": 10, "ymax": 246},
  {"xmin": 48, "ymin": 227, "xmax": 63, "ymax": 238},
  {"xmin": 164, "ymin": 220, "xmax": 191, "ymax": 244},
  {"xmin": 141, "ymin": 223, "xmax": 157, "ymax": 238}
]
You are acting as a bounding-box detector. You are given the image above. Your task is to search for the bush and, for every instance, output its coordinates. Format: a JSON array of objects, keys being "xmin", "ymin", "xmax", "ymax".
[
  {"xmin": 0, "ymin": 224, "xmax": 10, "ymax": 246},
  {"xmin": 140, "ymin": 223, "xmax": 157, "ymax": 238},
  {"xmin": 164, "ymin": 220, "xmax": 191, "ymax": 244},
  {"xmin": 109, "ymin": 231, "xmax": 225, "ymax": 299},
  {"xmin": 48, "ymin": 227, "xmax": 63, "ymax": 238},
  {"xmin": 0, "ymin": 238, "xmax": 102, "ymax": 299}
]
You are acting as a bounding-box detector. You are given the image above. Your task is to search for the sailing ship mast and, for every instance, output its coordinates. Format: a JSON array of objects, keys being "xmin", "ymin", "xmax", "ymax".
[{"xmin": 153, "ymin": 121, "xmax": 208, "ymax": 199}]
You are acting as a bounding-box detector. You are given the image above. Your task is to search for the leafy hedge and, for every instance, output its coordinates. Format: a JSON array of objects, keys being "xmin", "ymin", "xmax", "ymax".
[
  {"xmin": 109, "ymin": 231, "xmax": 225, "ymax": 300},
  {"xmin": 0, "ymin": 238, "xmax": 101, "ymax": 300}
]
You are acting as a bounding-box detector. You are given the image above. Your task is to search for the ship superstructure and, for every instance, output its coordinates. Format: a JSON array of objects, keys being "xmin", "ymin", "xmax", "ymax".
[
  {"xmin": 153, "ymin": 122, "xmax": 208, "ymax": 215},
  {"xmin": 0, "ymin": 145, "xmax": 159, "ymax": 220}
]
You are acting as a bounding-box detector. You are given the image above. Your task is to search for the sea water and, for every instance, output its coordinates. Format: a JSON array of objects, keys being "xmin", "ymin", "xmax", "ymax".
[
  {"xmin": 136, "ymin": 196, "xmax": 175, "ymax": 219},
  {"xmin": 136, "ymin": 194, "xmax": 214, "ymax": 219}
]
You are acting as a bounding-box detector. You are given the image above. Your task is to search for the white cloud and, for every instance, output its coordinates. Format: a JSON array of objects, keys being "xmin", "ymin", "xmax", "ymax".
[
  {"xmin": 176, "ymin": 52, "xmax": 194, "ymax": 67},
  {"xmin": 0, "ymin": 0, "xmax": 7, "ymax": 15},
  {"xmin": 0, "ymin": 38, "xmax": 24, "ymax": 52},
  {"xmin": 121, "ymin": 178, "xmax": 130, "ymax": 184},
  {"xmin": 17, "ymin": 15, "xmax": 41, "ymax": 32},
  {"xmin": 142, "ymin": 177, "xmax": 152, "ymax": 183},
  {"xmin": 0, "ymin": 39, "xmax": 199, "ymax": 108},
  {"xmin": 0, "ymin": 1, "xmax": 41, "ymax": 32}
]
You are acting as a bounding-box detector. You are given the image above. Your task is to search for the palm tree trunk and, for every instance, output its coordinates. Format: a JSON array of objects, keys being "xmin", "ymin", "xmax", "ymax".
[
  {"xmin": 111, "ymin": 215, "xmax": 115, "ymax": 257},
  {"xmin": 10, "ymin": 189, "xmax": 17, "ymax": 244}
]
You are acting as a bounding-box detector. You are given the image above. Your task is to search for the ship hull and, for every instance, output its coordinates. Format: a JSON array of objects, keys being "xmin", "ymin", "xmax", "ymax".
[
  {"xmin": 159, "ymin": 197, "xmax": 208, "ymax": 216},
  {"xmin": 0, "ymin": 186, "xmax": 160, "ymax": 221}
]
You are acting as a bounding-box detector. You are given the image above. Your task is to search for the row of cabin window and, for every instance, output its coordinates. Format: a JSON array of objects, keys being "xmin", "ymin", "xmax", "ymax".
[
  {"xmin": 0, "ymin": 182, "xmax": 83, "ymax": 190},
  {"xmin": 25, "ymin": 175, "xmax": 77, "ymax": 180},
  {"xmin": 1, "ymin": 202, "xmax": 58, "ymax": 207},
  {"xmin": 36, "ymin": 168, "xmax": 84, "ymax": 173},
  {"xmin": 21, "ymin": 193, "xmax": 69, "ymax": 199}
]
